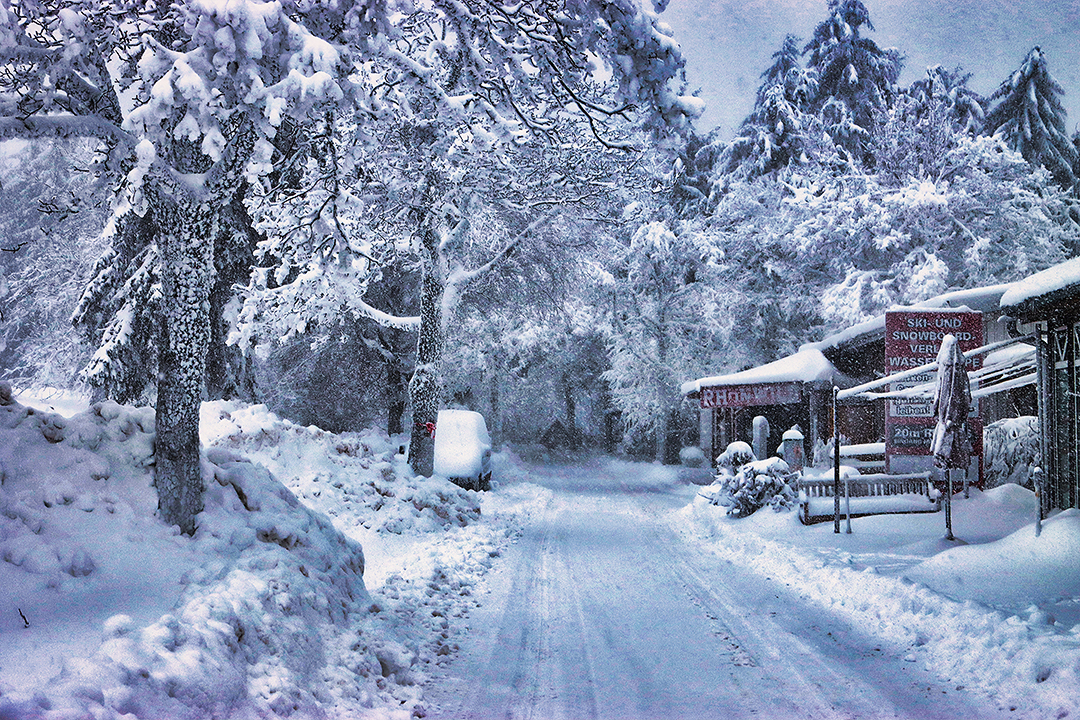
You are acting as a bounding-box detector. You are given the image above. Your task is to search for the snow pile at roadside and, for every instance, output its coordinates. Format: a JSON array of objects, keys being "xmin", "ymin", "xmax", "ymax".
[
  {"xmin": 201, "ymin": 401, "xmax": 481, "ymax": 537},
  {"xmin": 679, "ymin": 486, "xmax": 1080, "ymax": 719},
  {"xmin": 198, "ymin": 401, "xmax": 552, "ymax": 716},
  {"xmin": 0, "ymin": 389, "xmax": 394, "ymax": 719}
]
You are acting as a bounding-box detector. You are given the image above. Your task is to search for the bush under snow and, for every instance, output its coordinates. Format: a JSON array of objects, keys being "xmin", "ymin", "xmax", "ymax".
[
  {"xmin": 984, "ymin": 416, "xmax": 1040, "ymax": 490},
  {"xmin": 706, "ymin": 454, "xmax": 799, "ymax": 517}
]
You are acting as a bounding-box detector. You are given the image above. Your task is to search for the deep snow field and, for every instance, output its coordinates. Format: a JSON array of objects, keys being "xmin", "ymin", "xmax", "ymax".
[
  {"xmin": 0, "ymin": 388, "xmax": 547, "ymax": 719},
  {"xmin": 2, "ymin": 386, "xmax": 1080, "ymax": 719}
]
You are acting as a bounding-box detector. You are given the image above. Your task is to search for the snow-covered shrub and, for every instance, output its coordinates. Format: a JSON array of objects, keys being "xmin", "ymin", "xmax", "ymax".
[
  {"xmin": 716, "ymin": 441, "xmax": 755, "ymax": 475},
  {"xmin": 713, "ymin": 457, "xmax": 798, "ymax": 517},
  {"xmin": 679, "ymin": 446, "xmax": 707, "ymax": 468},
  {"xmin": 984, "ymin": 416, "xmax": 1040, "ymax": 489},
  {"xmin": 201, "ymin": 401, "xmax": 482, "ymax": 534}
]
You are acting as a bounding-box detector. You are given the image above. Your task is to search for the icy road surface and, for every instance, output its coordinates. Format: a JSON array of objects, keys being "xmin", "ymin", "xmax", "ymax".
[{"xmin": 425, "ymin": 461, "xmax": 1009, "ymax": 720}]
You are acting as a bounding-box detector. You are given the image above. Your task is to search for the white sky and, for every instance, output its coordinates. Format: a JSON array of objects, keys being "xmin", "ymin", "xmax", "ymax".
[{"xmin": 660, "ymin": 0, "xmax": 1080, "ymax": 138}]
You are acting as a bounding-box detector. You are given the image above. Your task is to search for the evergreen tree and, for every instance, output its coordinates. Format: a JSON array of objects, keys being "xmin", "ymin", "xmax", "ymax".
[
  {"xmin": 757, "ymin": 35, "xmax": 813, "ymax": 110},
  {"xmin": 721, "ymin": 84, "xmax": 816, "ymax": 179},
  {"xmin": 803, "ymin": 0, "xmax": 902, "ymax": 159},
  {"xmin": 983, "ymin": 47, "xmax": 1079, "ymax": 191},
  {"xmin": 719, "ymin": 35, "xmax": 820, "ymax": 180},
  {"xmin": 907, "ymin": 65, "xmax": 985, "ymax": 135}
]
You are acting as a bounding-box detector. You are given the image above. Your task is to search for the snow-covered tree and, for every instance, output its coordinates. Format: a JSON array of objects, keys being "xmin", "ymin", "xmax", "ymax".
[
  {"xmin": 983, "ymin": 47, "xmax": 1079, "ymax": 192},
  {"xmin": 803, "ymin": 0, "xmax": 902, "ymax": 161},
  {"xmin": 0, "ymin": 140, "xmax": 107, "ymax": 388},
  {"xmin": 0, "ymin": 0, "xmax": 699, "ymax": 527},
  {"xmin": 906, "ymin": 65, "xmax": 985, "ymax": 135},
  {"xmin": 604, "ymin": 221, "xmax": 715, "ymax": 462},
  {"xmin": 721, "ymin": 84, "xmax": 817, "ymax": 179},
  {"xmin": 757, "ymin": 35, "xmax": 813, "ymax": 110}
]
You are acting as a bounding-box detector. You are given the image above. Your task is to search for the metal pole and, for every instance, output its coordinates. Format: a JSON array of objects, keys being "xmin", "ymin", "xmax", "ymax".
[
  {"xmin": 833, "ymin": 386, "xmax": 841, "ymax": 534},
  {"xmin": 945, "ymin": 468, "xmax": 955, "ymax": 541},
  {"xmin": 1035, "ymin": 324, "xmax": 1049, "ymax": 524},
  {"xmin": 844, "ymin": 473, "xmax": 852, "ymax": 534},
  {"xmin": 1034, "ymin": 467, "xmax": 1044, "ymax": 538}
]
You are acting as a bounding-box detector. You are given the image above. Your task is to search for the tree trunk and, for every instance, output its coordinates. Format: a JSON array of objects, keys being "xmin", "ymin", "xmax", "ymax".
[
  {"xmin": 154, "ymin": 196, "xmax": 213, "ymax": 535},
  {"xmin": 407, "ymin": 220, "xmax": 444, "ymax": 476},
  {"xmin": 152, "ymin": 120, "xmax": 255, "ymax": 535},
  {"xmin": 488, "ymin": 352, "xmax": 501, "ymax": 443},
  {"xmin": 206, "ymin": 187, "xmax": 259, "ymax": 401},
  {"xmin": 564, "ymin": 374, "xmax": 577, "ymax": 449},
  {"xmin": 387, "ymin": 362, "xmax": 406, "ymax": 435}
]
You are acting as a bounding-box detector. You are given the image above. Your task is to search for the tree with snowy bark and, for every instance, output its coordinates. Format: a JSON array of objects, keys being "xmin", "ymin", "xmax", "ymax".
[
  {"xmin": 0, "ymin": 1, "xmax": 374, "ymax": 533},
  {"xmin": 983, "ymin": 47, "xmax": 1079, "ymax": 193}
]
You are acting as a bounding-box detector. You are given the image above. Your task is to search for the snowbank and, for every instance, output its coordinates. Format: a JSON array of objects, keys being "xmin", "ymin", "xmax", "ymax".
[
  {"xmin": 678, "ymin": 484, "xmax": 1080, "ymax": 719},
  {"xmin": 0, "ymin": 393, "xmax": 381, "ymax": 719},
  {"xmin": 0, "ymin": 392, "xmax": 535, "ymax": 719}
]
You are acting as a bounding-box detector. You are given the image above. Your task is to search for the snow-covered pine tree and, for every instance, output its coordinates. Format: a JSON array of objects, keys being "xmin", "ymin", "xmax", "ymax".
[
  {"xmin": 906, "ymin": 65, "xmax": 985, "ymax": 136},
  {"xmin": 757, "ymin": 35, "xmax": 812, "ymax": 110},
  {"xmin": 803, "ymin": 0, "xmax": 902, "ymax": 162},
  {"xmin": 722, "ymin": 84, "xmax": 817, "ymax": 179},
  {"xmin": 983, "ymin": 47, "xmax": 1079, "ymax": 192}
]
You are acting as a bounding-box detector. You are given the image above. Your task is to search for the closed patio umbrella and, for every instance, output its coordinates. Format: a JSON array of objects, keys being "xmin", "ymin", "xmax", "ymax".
[
  {"xmin": 931, "ymin": 334, "xmax": 971, "ymax": 540},
  {"xmin": 931, "ymin": 334, "xmax": 972, "ymax": 470}
]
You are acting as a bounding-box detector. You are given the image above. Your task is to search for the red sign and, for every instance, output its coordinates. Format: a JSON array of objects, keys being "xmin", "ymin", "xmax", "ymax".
[
  {"xmin": 700, "ymin": 382, "xmax": 802, "ymax": 409},
  {"xmin": 885, "ymin": 310, "xmax": 984, "ymax": 373},
  {"xmin": 885, "ymin": 309, "xmax": 982, "ymax": 462}
]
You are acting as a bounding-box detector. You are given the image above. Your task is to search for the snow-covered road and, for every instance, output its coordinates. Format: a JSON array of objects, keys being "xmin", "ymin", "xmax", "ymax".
[{"xmin": 425, "ymin": 461, "xmax": 1010, "ymax": 720}]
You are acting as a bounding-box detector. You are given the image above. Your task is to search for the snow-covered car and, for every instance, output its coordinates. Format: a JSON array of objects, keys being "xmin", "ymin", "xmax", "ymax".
[{"xmin": 434, "ymin": 409, "xmax": 492, "ymax": 491}]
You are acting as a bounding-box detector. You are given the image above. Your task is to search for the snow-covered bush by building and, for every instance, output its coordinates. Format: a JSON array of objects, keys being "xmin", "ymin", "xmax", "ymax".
[
  {"xmin": 710, "ymin": 456, "xmax": 799, "ymax": 517},
  {"xmin": 715, "ymin": 440, "xmax": 756, "ymax": 475},
  {"xmin": 984, "ymin": 416, "xmax": 1041, "ymax": 489}
]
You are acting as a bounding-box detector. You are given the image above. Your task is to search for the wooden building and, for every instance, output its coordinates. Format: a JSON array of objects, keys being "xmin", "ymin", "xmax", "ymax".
[
  {"xmin": 684, "ymin": 283, "xmax": 1036, "ymax": 467},
  {"xmin": 681, "ymin": 348, "xmax": 840, "ymax": 465},
  {"xmin": 1000, "ymin": 259, "xmax": 1080, "ymax": 511}
]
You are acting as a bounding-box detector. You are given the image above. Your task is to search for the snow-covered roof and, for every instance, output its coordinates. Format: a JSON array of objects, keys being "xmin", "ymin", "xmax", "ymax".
[
  {"xmin": 681, "ymin": 348, "xmax": 836, "ymax": 395},
  {"xmin": 1000, "ymin": 258, "xmax": 1080, "ymax": 319},
  {"xmin": 807, "ymin": 283, "xmax": 1015, "ymax": 354}
]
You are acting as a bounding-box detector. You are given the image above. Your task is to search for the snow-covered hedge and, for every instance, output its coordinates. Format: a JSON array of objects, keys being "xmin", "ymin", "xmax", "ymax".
[
  {"xmin": 709, "ymin": 456, "xmax": 799, "ymax": 517},
  {"xmin": 984, "ymin": 416, "xmax": 1040, "ymax": 489},
  {"xmin": 201, "ymin": 401, "xmax": 482, "ymax": 534}
]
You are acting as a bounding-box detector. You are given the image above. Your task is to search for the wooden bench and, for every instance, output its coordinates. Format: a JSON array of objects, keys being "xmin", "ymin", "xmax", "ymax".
[
  {"xmin": 798, "ymin": 471, "xmax": 940, "ymax": 525},
  {"xmin": 830, "ymin": 442, "xmax": 886, "ymax": 473}
]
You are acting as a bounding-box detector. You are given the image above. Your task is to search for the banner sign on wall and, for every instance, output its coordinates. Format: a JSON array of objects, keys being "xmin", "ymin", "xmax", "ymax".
[{"xmin": 699, "ymin": 382, "xmax": 802, "ymax": 409}]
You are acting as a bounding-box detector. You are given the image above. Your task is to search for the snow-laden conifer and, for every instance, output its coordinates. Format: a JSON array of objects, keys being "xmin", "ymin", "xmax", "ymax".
[{"xmin": 983, "ymin": 47, "xmax": 1079, "ymax": 192}]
